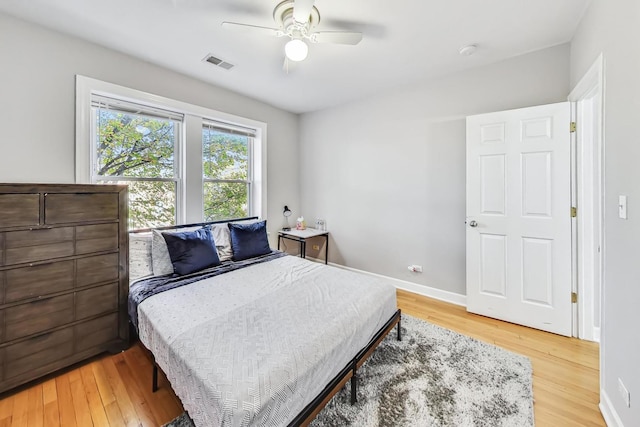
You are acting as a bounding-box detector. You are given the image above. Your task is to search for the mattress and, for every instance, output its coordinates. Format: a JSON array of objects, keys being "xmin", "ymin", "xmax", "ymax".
[{"xmin": 136, "ymin": 255, "xmax": 397, "ymax": 427}]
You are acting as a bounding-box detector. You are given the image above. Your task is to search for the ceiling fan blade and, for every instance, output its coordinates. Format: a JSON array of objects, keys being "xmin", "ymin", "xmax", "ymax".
[
  {"xmin": 221, "ymin": 22, "xmax": 282, "ymax": 37},
  {"xmin": 292, "ymin": 0, "xmax": 315, "ymax": 24},
  {"xmin": 310, "ymin": 31, "xmax": 363, "ymax": 45}
]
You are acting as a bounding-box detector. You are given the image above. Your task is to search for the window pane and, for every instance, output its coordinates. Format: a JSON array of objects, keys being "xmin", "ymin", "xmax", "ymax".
[
  {"xmin": 202, "ymin": 129, "xmax": 248, "ymax": 180},
  {"xmin": 203, "ymin": 182, "xmax": 248, "ymax": 221},
  {"xmin": 95, "ymin": 109, "xmax": 176, "ymax": 178},
  {"xmin": 101, "ymin": 180, "xmax": 176, "ymax": 229}
]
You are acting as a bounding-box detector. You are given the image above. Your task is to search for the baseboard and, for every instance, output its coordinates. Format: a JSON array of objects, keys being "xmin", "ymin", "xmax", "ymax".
[
  {"xmin": 600, "ymin": 389, "xmax": 624, "ymax": 427},
  {"xmin": 593, "ymin": 326, "xmax": 601, "ymax": 343},
  {"xmin": 326, "ymin": 261, "xmax": 467, "ymax": 307}
]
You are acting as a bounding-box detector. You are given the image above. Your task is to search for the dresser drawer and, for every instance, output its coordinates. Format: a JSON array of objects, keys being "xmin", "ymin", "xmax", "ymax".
[
  {"xmin": 4, "ymin": 294, "xmax": 74, "ymax": 342},
  {"xmin": 5, "ymin": 261, "xmax": 74, "ymax": 303},
  {"xmin": 76, "ymin": 223, "xmax": 119, "ymax": 255},
  {"xmin": 0, "ymin": 194, "xmax": 40, "ymax": 229},
  {"xmin": 77, "ymin": 253, "xmax": 119, "ymax": 287},
  {"xmin": 76, "ymin": 283, "xmax": 118, "ymax": 320},
  {"xmin": 4, "ymin": 327, "xmax": 74, "ymax": 379},
  {"xmin": 75, "ymin": 313, "xmax": 119, "ymax": 352},
  {"xmin": 44, "ymin": 193, "xmax": 119, "ymax": 224},
  {"xmin": 4, "ymin": 227, "xmax": 74, "ymax": 266}
]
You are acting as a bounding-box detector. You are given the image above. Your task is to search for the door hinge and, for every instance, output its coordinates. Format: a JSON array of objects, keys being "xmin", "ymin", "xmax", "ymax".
[
  {"xmin": 571, "ymin": 292, "xmax": 578, "ymax": 303},
  {"xmin": 570, "ymin": 121, "xmax": 577, "ymax": 133},
  {"xmin": 571, "ymin": 207, "xmax": 577, "ymax": 217}
]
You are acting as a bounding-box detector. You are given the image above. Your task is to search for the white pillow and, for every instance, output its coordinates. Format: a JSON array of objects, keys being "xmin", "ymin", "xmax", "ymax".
[
  {"xmin": 151, "ymin": 229, "xmax": 175, "ymax": 276},
  {"xmin": 129, "ymin": 232, "xmax": 153, "ymax": 280},
  {"xmin": 210, "ymin": 223, "xmax": 232, "ymax": 262}
]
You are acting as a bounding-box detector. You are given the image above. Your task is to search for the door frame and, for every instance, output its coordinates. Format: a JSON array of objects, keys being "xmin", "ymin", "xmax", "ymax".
[{"xmin": 568, "ymin": 54, "xmax": 605, "ymax": 342}]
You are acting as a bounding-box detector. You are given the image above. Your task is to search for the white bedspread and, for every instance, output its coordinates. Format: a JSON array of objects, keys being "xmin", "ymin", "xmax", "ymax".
[{"xmin": 137, "ymin": 255, "xmax": 397, "ymax": 427}]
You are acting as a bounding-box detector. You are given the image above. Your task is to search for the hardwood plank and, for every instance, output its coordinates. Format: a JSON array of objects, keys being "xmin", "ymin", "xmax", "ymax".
[
  {"xmin": 101, "ymin": 357, "xmax": 140, "ymax": 427},
  {"xmin": 0, "ymin": 394, "xmax": 14, "ymax": 425},
  {"xmin": 69, "ymin": 374, "xmax": 92, "ymax": 427},
  {"xmin": 55, "ymin": 374, "xmax": 77, "ymax": 427},
  {"xmin": 91, "ymin": 360, "xmax": 115, "ymax": 407},
  {"xmin": 79, "ymin": 364, "xmax": 109, "ymax": 426},
  {"xmin": 130, "ymin": 345, "xmax": 182, "ymax": 415},
  {"xmin": 112, "ymin": 353, "xmax": 158, "ymax": 426},
  {"xmin": 103, "ymin": 401, "xmax": 126, "ymax": 427},
  {"xmin": 42, "ymin": 402, "xmax": 60, "ymax": 427},
  {"xmin": 122, "ymin": 346, "xmax": 175, "ymax": 424},
  {"xmin": 26, "ymin": 386, "xmax": 43, "ymax": 427},
  {"xmin": 41, "ymin": 379, "xmax": 60, "ymax": 427},
  {"xmin": 10, "ymin": 390, "xmax": 28, "ymax": 427}
]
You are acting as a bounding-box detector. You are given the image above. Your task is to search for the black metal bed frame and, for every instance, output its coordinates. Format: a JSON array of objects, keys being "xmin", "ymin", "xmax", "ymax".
[
  {"xmin": 287, "ymin": 308, "xmax": 402, "ymax": 426},
  {"xmin": 150, "ymin": 309, "xmax": 402, "ymax": 425}
]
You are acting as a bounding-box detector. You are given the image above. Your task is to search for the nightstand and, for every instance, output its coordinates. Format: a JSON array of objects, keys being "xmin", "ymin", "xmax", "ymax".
[{"xmin": 277, "ymin": 228, "xmax": 329, "ymax": 264}]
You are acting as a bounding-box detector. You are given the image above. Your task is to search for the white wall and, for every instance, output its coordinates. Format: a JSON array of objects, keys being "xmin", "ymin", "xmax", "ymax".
[
  {"xmin": 570, "ymin": 1, "xmax": 640, "ymax": 425},
  {"xmin": 0, "ymin": 12, "xmax": 300, "ymax": 241},
  {"xmin": 299, "ymin": 44, "xmax": 570, "ymax": 298}
]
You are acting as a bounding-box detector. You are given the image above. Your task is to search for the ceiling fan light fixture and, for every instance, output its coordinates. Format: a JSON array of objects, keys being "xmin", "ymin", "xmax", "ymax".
[{"xmin": 285, "ymin": 39, "xmax": 308, "ymax": 61}]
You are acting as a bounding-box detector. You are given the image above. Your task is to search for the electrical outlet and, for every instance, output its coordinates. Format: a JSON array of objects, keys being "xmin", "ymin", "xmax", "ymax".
[
  {"xmin": 312, "ymin": 245, "xmax": 320, "ymax": 250},
  {"xmin": 618, "ymin": 378, "xmax": 631, "ymax": 408}
]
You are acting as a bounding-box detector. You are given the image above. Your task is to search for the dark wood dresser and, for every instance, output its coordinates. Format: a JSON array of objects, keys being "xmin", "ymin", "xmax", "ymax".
[{"xmin": 0, "ymin": 184, "xmax": 129, "ymax": 394}]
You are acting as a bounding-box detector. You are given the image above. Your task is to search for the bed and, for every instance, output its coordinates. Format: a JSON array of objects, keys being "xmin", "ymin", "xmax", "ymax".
[{"xmin": 128, "ymin": 219, "xmax": 401, "ymax": 426}]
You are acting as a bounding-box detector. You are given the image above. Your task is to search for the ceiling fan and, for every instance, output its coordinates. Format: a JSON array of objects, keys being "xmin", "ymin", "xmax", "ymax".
[{"xmin": 222, "ymin": 0, "xmax": 362, "ymax": 65}]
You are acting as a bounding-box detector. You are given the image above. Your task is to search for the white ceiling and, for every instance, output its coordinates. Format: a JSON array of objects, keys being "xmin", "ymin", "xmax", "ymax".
[{"xmin": 0, "ymin": 0, "xmax": 589, "ymax": 114}]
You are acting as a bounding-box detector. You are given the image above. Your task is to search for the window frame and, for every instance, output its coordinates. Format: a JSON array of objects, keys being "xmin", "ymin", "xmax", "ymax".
[
  {"xmin": 91, "ymin": 100, "xmax": 184, "ymax": 226},
  {"xmin": 75, "ymin": 75, "xmax": 267, "ymax": 226},
  {"xmin": 201, "ymin": 122, "xmax": 255, "ymax": 221}
]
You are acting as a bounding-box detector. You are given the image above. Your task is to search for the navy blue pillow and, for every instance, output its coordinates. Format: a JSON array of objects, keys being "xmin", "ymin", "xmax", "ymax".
[
  {"xmin": 162, "ymin": 227, "xmax": 220, "ymax": 275},
  {"xmin": 228, "ymin": 220, "xmax": 271, "ymax": 261}
]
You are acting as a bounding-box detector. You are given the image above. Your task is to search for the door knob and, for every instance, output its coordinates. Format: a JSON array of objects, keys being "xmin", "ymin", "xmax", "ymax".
[{"xmin": 469, "ymin": 220, "xmax": 478, "ymax": 228}]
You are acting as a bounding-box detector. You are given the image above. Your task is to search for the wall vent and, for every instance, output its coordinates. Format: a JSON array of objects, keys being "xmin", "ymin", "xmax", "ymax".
[{"xmin": 203, "ymin": 54, "xmax": 234, "ymax": 70}]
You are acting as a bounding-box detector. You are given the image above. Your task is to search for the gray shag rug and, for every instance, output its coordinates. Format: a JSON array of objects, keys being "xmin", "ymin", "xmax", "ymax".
[{"xmin": 164, "ymin": 315, "xmax": 534, "ymax": 427}]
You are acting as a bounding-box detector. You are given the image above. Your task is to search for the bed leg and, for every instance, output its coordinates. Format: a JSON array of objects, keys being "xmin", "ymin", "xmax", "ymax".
[
  {"xmin": 152, "ymin": 363, "xmax": 159, "ymax": 392},
  {"xmin": 351, "ymin": 359, "xmax": 358, "ymax": 405},
  {"xmin": 397, "ymin": 316, "xmax": 402, "ymax": 341},
  {"xmin": 350, "ymin": 364, "xmax": 358, "ymax": 404}
]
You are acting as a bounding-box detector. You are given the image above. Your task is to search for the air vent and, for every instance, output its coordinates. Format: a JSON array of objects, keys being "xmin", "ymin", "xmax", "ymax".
[{"xmin": 203, "ymin": 54, "xmax": 234, "ymax": 70}]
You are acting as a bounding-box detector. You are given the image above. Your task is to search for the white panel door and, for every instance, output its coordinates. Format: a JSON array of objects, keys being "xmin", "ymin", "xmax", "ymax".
[{"xmin": 466, "ymin": 102, "xmax": 572, "ymax": 336}]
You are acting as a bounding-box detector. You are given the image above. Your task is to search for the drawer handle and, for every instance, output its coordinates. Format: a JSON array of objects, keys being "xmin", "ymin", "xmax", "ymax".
[
  {"xmin": 30, "ymin": 296, "xmax": 53, "ymax": 304},
  {"xmin": 28, "ymin": 226, "xmax": 54, "ymax": 231},
  {"xmin": 31, "ymin": 331, "xmax": 54, "ymax": 341},
  {"xmin": 28, "ymin": 261, "xmax": 54, "ymax": 267}
]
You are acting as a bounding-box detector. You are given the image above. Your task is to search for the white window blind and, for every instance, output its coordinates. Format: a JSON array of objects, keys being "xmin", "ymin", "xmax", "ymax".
[
  {"xmin": 202, "ymin": 120, "xmax": 256, "ymax": 138},
  {"xmin": 91, "ymin": 94, "xmax": 184, "ymax": 122}
]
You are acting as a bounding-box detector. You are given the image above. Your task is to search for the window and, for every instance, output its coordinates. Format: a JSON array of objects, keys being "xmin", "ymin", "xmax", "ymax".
[
  {"xmin": 202, "ymin": 122, "xmax": 254, "ymax": 221},
  {"xmin": 76, "ymin": 76, "xmax": 267, "ymax": 230},
  {"xmin": 91, "ymin": 96, "xmax": 183, "ymax": 229}
]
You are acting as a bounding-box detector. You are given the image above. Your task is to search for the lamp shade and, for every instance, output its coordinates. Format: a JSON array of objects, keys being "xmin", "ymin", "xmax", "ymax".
[{"xmin": 285, "ymin": 39, "xmax": 308, "ymax": 62}]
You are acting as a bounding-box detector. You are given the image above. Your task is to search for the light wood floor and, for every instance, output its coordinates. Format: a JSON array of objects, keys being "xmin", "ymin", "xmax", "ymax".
[{"xmin": 0, "ymin": 289, "xmax": 604, "ymax": 426}]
